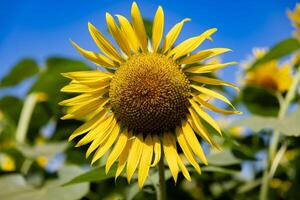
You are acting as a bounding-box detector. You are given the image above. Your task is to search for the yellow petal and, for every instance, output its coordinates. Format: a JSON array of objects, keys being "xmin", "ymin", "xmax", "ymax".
[
  {"xmin": 62, "ymin": 98, "xmax": 109, "ymax": 120},
  {"xmin": 162, "ymin": 18, "xmax": 190, "ymax": 53},
  {"xmin": 187, "ymin": 109, "xmax": 213, "ymax": 145},
  {"xmin": 138, "ymin": 135, "xmax": 153, "ymax": 188},
  {"xmin": 68, "ymin": 109, "xmax": 107, "ymax": 141},
  {"xmin": 131, "ymin": 2, "xmax": 148, "ymax": 52},
  {"xmin": 194, "ymin": 95, "xmax": 241, "ymax": 115},
  {"xmin": 176, "ymin": 127, "xmax": 201, "ymax": 174},
  {"xmin": 168, "ymin": 28, "xmax": 217, "ymax": 60},
  {"xmin": 152, "ymin": 6, "xmax": 164, "ymax": 52},
  {"xmin": 184, "ymin": 62, "xmax": 237, "ymax": 73},
  {"xmin": 189, "ymin": 75, "xmax": 239, "ymax": 92},
  {"xmin": 163, "ymin": 132, "xmax": 179, "ymax": 182},
  {"xmin": 91, "ymin": 123, "xmax": 121, "ymax": 164},
  {"xmin": 59, "ymin": 93, "xmax": 100, "ymax": 106},
  {"xmin": 70, "ymin": 41, "xmax": 116, "ymax": 68},
  {"xmin": 151, "ymin": 135, "xmax": 161, "ymax": 167},
  {"xmin": 180, "ymin": 48, "xmax": 231, "ymax": 65},
  {"xmin": 61, "ymin": 83, "xmax": 108, "ymax": 93},
  {"xmin": 61, "ymin": 70, "xmax": 112, "ymax": 80},
  {"xmin": 189, "ymin": 98, "xmax": 222, "ymax": 135},
  {"xmin": 181, "ymin": 120, "xmax": 208, "ymax": 165},
  {"xmin": 88, "ymin": 22, "xmax": 124, "ymax": 63},
  {"xmin": 106, "ymin": 130, "xmax": 130, "ymax": 174},
  {"xmin": 126, "ymin": 134, "xmax": 143, "ymax": 182},
  {"xmin": 116, "ymin": 15, "xmax": 141, "ymax": 53},
  {"xmin": 116, "ymin": 135, "xmax": 133, "ymax": 178},
  {"xmin": 76, "ymin": 114, "xmax": 115, "ymax": 147},
  {"xmin": 106, "ymin": 12, "xmax": 131, "ymax": 56},
  {"xmin": 177, "ymin": 154, "xmax": 191, "ymax": 181},
  {"xmin": 190, "ymin": 84, "xmax": 234, "ymax": 107}
]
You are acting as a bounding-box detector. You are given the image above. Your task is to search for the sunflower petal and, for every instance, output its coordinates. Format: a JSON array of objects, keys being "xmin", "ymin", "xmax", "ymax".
[
  {"xmin": 61, "ymin": 70, "xmax": 112, "ymax": 80},
  {"xmin": 184, "ymin": 62, "xmax": 237, "ymax": 73},
  {"xmin": 151, "ymin": 135, "xmax": 161, "ymax": 167},
  {"xmin": 106, "ymin": 130, "xmax": 130, "ymax": 174},
  {"xmin": 189, "ymin": 98, "xmax": 222, "ymax": 135},
  {"xmin": 194, "ymin": 95, "xmax": 241, "ymax": 115},
  {"xmin": 138, "ymin": 135, "xmax": 153, "ymax": 188},
  {"xmin": 189, "ymin": 75, "xmax": 239, "ymax": 92},
  {"xmin": 163, "ymin": 132, "xmax": 179, "ymax": 182},
  {"xmin": 181, "ymin": 120, "xmax": 208, "ymax": 165},
  {"xmin": 126, "ymin": 134, "xmax": 143, "ymax": 182},
  {"xmin": 106, "ymin": 12, "xmax": 131, "ymax": 56},
  {"xmin": 152, "ymin": 6, "xmax": 164, "ymax": 52},
  {"xmin": 176, "ymin": 127, "xmax": 201, "ymax": 174},
  {"xmin": 116, "ymin": 15, "xmax": 141, "ymax": 53},
  {"xmin": 88, "ymin": 22, "xmax": 124, "ymax": 63},
  {"xmin": 162, "ymin": 18, "xmax": 190, "ymax": 53},
  {"xmin": 71, "ymin": 41, "xmax": 116, "ymax": 67},
  {"xmin": 91, "ymin": 123, "xmax": 121, "ymax": 164},
  {"xmin": 131, "ymin": 2, "xmax": 148, "ymax": 52},
  {"xmin": 180, "ymin": 48, "xmax": 231, "ymax": 65},
  {"xmin": 190, "ymin": 84, "xmax": 234, "ymax": 107},
  {"xmin": 68, "ymin": 109, "xmax": 107, "ymax": 141},
  {"xmin": 116, "ymin": 135, "xmax": 133, "ymax": 178},
  {"xmin": 177, "ymin": 154, "xmax": 191, "ymax": 181},
  {"xmin": 168, "ymin": 28, "xmax": 217, "ymax": 60}
]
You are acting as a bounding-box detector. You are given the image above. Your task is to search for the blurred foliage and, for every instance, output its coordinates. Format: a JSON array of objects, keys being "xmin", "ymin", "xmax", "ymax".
[{"xmin": 1, "ymin": 6, "xmax": 300, "ymax": 200}]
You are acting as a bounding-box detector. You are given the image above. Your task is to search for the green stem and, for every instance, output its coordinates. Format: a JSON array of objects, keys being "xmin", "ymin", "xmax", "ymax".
[
  {"xmin": 16, "ymin": 93, "xmax": 39, "ymax": 144},
  {"xmin": 158, "ymin": 148, "xmax": 167, "ymax": 200},
  {"xmin": 259, "ymin": 68, "xmax": 300, "ymax": 200}
]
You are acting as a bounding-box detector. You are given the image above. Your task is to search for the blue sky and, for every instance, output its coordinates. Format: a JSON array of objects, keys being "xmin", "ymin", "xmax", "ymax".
[{"xmin": 0, "ymin": 0, "xmax": 298, "ymax": 84}]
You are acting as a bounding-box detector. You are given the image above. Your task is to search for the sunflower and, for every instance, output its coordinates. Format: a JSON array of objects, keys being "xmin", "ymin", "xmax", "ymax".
[
  {"xmin": 288, "ymin": 3, "xmax": 300, "ymax": 39},
  {"xmin": 60, "ymin": 2, "xmax": 239, "ymax": 187},
  {"xmin": 243, "ymin": 48, "xmax": 293, "ymax": 93}
]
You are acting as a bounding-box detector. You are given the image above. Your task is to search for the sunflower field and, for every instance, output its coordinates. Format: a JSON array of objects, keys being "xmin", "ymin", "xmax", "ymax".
[{"xmin": 1, "ymin": 1, "xmax": 300, "ymax": 200}]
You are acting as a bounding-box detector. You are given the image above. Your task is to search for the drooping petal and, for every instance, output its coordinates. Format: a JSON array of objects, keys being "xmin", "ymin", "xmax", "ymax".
[
  {"xmin": 163, "ymin": 132, "xmax": 179, "ymax": 182},
  {"xmin": 177, "ymin": 154, "xmax": 191, "ymax": 181},
  {"xmin": 126, "ymin": 134, "xmax": 144, "ymax": 182},
  {"xmin": 189, "ymin": 98, "xmax": 222, "ymax": 135},
  {"xmin": 68, "ymin": 109, "xmax": 107, "ymax": 141},
  {"xmin": 106, "ymin": 12, "xmax": 131, "ymax": 56},
  {"xmin": 190, "ymin": 84, "xmax": 234, "ymax": 107},
  {"xmin": 168, "ymin": 28, "xmax": 217, "ymax": 60},
  {"xmin": 189, "ymin": 75, "xmax": 239, "ymax": 92},
  {"xmin": 162, "ymin": 18, "xmax": 190, "ymax": 53},
  {"xmin": 75, "ymin": 114, "xmax": 115, "ymax": 147},
  {"xmin": 88, "ymin": 22, "xmax": 124, "ymax": 63},
  {"xmin": 184, "ymin": 62, "xmax": 237, "ymax": 73},
  {"xmin": 70, "ymin": 41, "xmax": 116, "ymax": 68},
  {"xmin": 151, "ymin": 135, "xmax": 161, "ymax": 167},
  {"xmin": 181, "ymin": 120, "xmax": 208, "ymax": 165},
  {"xmin": 131, "ymin": 2, "xmax": 148, "ymax": 52},
  {"xmin": 116, "ymin": 15, "xmax": 141, "ymax": 53},
  {"xmin": 138, "ymin": 135, "xmax": 153, "ymax": 188},
  {"xmin": 176, "ymin": 127, "xmax": 201, "ymax": 174},
  {"xmin": 91, "ymin": 123, "xmax": 121, "ymax": 164},
  {"xmin": 179, "ymin": 48, "xmax": 231, "ymax": 65},
  {"xmin": 106, "ymin": 130, "xmax": 130, "ymax": 174},
  {"xmin": 152, "ymin": 6, "xmax": 164, "ymax": 52},
  {"xmin": 116, "ymin": 135, "xmax": 133, "ymax": 178},
  {"xmin": 193, "ymin": 95, "xmax": 241, "ymax": 115}
]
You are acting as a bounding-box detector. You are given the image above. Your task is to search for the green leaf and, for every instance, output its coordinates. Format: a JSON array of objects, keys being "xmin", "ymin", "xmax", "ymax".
[
  {"xmin": 63, "ymin": 164, "xmax": 117, "ymax": 186},
  {"xmin": 143, "ymin": 18, "xmax": 153, "ymax": 38},
  {"xmin": 29, "ymin": 57, "xmax": 91, "ymax": 116},
  {"xmin": 251, "ymin": 38, "xmax": 300, "ymax": 70},
  {"xmin": 0, "ymin": 165, "xmax": 89, "ymax": 200},
  {"xmin": 206, "ymin": 150, "xmax": 241, "ymax": 166},
  {"xmin": 0, "ymin": 96, "xmax": 23, "ymax": 123},
  {"xmin": 17, "ymin": 142, "xmax": 68, "ymax": 158},
  {"xmin": 0, "ymin": 59, "xmax": 39, "ymax": 88},
  {"xmin": 232, "ymin": 109, "xmax": 300, "ymax": 136},
  {"xmin": 241, "ymin": 86, "xmax": 279, "ymax": 116}
]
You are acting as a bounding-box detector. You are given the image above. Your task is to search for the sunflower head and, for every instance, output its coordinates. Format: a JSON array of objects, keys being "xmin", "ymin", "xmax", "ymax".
[
  {"xmin": 244, "ymin": 49, "xmax": 293, "ymax": 92},
  {"xmin": 60, "ymin": 2, "xmax": 239, "ymax": 187}
]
